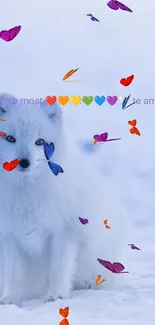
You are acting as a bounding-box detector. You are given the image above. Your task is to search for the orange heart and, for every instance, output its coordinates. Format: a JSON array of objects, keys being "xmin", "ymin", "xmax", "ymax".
[
  {"xmin": 59, "ymin": 307, "xmax": 69, "ymax": 318},
  {"xmin": 130, "ymin": 126, "xmax": 141, "ymax": 136},
  {"xmin": 59, "ymin": 319, "xmax": 69, "ymax": 325},
  {"xmin": 45, "ymin": 96, "xmax": 57, "ymax": 106},
  {"xmin": 128, "ymin": 119, "xmax": 137, "ymax": 127},
  {"xmin": 96, "ymin": 274, "xmax": 106, "ymax": 285},
  {"xmin": 58, "ymin": 96, "xmax": 69, "ymax": 106},
  {"xmin": 3, "ymin": 159, "xmax": 20, "ymax": 171}
]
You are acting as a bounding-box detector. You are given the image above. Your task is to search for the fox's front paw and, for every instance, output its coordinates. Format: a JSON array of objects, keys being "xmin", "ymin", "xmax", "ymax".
[
  {"xmin": 44, "ymin": 293, "xmax": 58, "ymax": 303},
  {"xmin": 44, "ymin": 290, "xmax": 70, "ymax": 303},
  {"xmin": 0, "ymin": 295, "xmax": 22, "ymax": 306}
]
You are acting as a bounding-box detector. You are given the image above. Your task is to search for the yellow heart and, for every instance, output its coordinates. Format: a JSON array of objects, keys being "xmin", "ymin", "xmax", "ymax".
[
  {"xmin": 58, "ymin": 96, "xmax": 69, "ymax": 105},
  {"xmin": 70, "ymin": 96, "xmax": 81, "ymax": 105}
]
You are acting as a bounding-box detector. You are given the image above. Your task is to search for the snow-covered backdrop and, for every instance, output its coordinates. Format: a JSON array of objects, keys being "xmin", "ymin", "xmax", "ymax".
[{"xmin": 1, "ymin": 0, "xmax": 155, "ymax": 324}]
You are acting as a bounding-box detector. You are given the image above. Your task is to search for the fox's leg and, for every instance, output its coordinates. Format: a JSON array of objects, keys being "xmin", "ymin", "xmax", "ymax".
[
  {"xmin": 0, "ymin": 236, "xmax": 23, "ymax": 305},
  {"xmin": 44, "ymin": 232, "xmax": 77, "ymax": 302}
]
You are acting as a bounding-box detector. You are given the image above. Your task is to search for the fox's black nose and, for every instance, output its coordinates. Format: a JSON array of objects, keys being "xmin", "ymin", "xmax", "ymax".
[{"xmin": 19, "ymin": 159, "xmax": 30, "ymax": 169}]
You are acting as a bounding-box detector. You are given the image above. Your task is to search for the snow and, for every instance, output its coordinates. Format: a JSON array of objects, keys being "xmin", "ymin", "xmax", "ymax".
[{"xmin": 1, "ymin": 0, "xmax": 155, "ymax": 324}]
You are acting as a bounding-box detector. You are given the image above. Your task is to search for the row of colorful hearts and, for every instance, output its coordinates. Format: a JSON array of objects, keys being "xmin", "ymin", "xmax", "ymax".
[{"xmin": 46, "ymin": 95, "xmax": 131, "ymax": 106}]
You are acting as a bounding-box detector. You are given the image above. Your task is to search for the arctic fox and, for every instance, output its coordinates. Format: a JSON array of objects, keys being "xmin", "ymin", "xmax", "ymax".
[{"xmin": 0, "ymin": 93, "xmax": 128, "ymax": 305}]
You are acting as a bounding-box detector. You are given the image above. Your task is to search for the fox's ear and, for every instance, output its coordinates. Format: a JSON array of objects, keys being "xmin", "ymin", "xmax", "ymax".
[
  {"xmin": 40, "ymin": 99, "xmax": 62, "ymax": 122},
  {"xmin": 0, "ymin": 93, "xmax": 17, "ymax": 115}
]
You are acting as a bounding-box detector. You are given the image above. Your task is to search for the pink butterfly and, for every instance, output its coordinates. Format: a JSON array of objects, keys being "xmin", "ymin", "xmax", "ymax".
[
  {"xmin": 93, "ymin": 132, "xmax": 121, "ymax": 144},
  {"xmin": 0, "ymin": 26, "xmax": 21, "ymax": 42},
  {"xmin": 97, "ymin": 259, "xmax": 129, "ymax": 273}
]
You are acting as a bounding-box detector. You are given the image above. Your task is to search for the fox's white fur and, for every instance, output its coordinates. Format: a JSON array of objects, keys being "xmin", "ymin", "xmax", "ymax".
[{"xmin": 0, "ymin": 93, "xmax": 128, "ymax": 305}]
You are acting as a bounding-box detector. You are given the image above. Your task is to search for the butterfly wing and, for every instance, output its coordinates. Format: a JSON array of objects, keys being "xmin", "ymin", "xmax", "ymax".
[
  {"xmin": 122, "ymin": 95, "xmax": 130, "ymax": 109},
  {"xmin": 116, "ymin": 1, "xmax": 133, "ymax": 12},
  {"xmin": 62, "ymin": 69, "xmax": 74, "ymax": 80},
  {"xmin": 59, "ymin": 319, "xmax": 69, "ymax": 325},
  {"xmin": 59, "ymin": 307, "xmax": 69, "ymax": 318},
  {"xmin": 106, "ymin": 225, "xmax": 111, "ymax": 229},
  {"xmin": 9, "ymin": 26, "xmax": 21, "ymax": 41},
  {"xmin": 112, "ymin": 262, "xmax": 125, "ymax": 273},
  {"xmin": 0, "ymin": 26, "xmax": 21, "ymax": 41},
  {"xmin": 86, "ymin": 13, "xmax": 92, "ymax": 16},
  {"xmin": 48, "ymin": 161, "xmax": 64, "ymax": 176},
  {"xmin": 134, "ymin": 127, "xmax": 141, "ymax": 136},
  {"xmin": 91, "ymin": 16, "xmax": 100, "ymax": 21},
  {"xmin": 107, "ymin": 0, "xmax": 119, "ymax": 10},
  {"xmin": 134, "ymin": 246, "xmax": 140, "ymax": 250},
  {"xmin": 94, "ymin": 134, "xmax": 102, "ymax": 142},
  {"xmin": 97, "ymin": 259, "xmax": 114, "ymax": 272},
  {"xmin": 101, "ymin": 133, "xmax": 108, "ymax": 141},
  {"xmin": 125, "ymin": 102, "xmax": 136, "ymax": 109},
  {"xmin": 104, "ymin": 219, "xmax": 107, "ymax": 225},
  {"xmin": 96, "ymin": 274, "xmax": 101, "ymax": 285},
  {"xmin": 43, "ymin": 141, "xmax": 55, "ymax": 160},
  {"xmin": 128, "ymin": 119, "xmax": 137, "ymax": 126}
]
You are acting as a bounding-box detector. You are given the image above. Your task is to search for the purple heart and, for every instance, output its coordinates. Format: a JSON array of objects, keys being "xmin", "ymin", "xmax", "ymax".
[
  {"xmin": 79, "ymin": 217, "xmax": 89, "ymax": 225},
  {"xmin": 107, "ymin": 96, "xmax": 117, "ymax": 105}
]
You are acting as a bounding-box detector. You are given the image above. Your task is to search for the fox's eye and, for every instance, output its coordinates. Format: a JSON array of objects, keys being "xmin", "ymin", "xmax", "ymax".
[
  {"xmin": 6, "ymin": 135, "xmax": 16, "ymax": 143},
  {"xmin": 35, "ymin": 138, "xmax": 44, "ymax": 146}
]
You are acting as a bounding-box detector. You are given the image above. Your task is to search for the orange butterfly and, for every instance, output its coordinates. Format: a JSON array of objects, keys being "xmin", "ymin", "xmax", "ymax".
[
  {"xmin": 59, "ymin": 307, "xmax": 69, "ymax": 325},
  {"xmin": 104, "ymin": 219, "xmax": 111, "ymax": 229},
  {"xmin": 128, "ymin": 119, "xmax": 141, "ymax": 136},
  {"xmin": 62, "ymin": 68, "xmax": 79, "ymax": 81},
  {"xmin": 96, "ymin": 274, "xmax": 106, "ymax": 285}
]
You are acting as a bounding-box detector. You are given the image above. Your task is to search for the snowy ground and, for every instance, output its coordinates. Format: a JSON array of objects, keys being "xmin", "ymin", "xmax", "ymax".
[{"xmin": 1, "ymin": 0, "xmax": 155, "ymax": 324}]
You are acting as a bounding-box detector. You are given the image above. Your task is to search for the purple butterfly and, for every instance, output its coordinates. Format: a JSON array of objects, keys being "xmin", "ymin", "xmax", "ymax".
[
  {"xmin": 93, "ymin": 132, "xmax": 121, "ymax": 144},
  {"xmin": 43, "ymin": 141, "xmax": 64, "ymax": 176},
  {"xmin": 107, "ymin": 0, "xmax": 132, "ymax": 12},
  {"xmin": 79, "ymin": 217, "xmax": 89, "ymax": 225},
  {"xmin": 86, "ymin": 14, "xmax": 99, "ymax": 22},
  {"xmin": 128, "ymin": 244, "xmax": 140, "ymax": 251},
  {"xmin": 0, "ymin": 25, "xmax": 21, "ymax": 42},
  {"xmin": 97, "ymin": 259, "xmax": 129, "ymax": 273}
]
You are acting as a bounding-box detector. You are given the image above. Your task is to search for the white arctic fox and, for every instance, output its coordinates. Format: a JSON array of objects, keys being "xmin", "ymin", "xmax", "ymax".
[{"xmin": 0, "ymin": 93, "xmax": 128, "ymax": 305}]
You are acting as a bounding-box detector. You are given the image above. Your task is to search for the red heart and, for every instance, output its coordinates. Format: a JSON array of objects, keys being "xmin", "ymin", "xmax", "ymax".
[
  {"xmin": 120, "ymin": 75, "xmax": 134, "ymax": 87},
  {"xmin": 45, "ymin": 96, "xmax": 57, "ymax": 106},
  {"xmin": 3, "ymin": 159, "xmax": 20, "ymax": 171}
]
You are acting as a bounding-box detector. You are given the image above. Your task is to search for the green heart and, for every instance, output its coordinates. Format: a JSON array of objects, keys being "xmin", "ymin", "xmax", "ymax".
[{"xmin": 82, "ymin": 96, "xmax": 93, "ymax": 105}]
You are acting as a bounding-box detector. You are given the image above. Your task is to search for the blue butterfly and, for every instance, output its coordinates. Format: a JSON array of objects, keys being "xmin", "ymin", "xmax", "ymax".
[
  {"xmin": 122, "ymin": 95, "xmax": 136, "ymax": 110},
  {"xmin": 43, "ymin": 141, "xmax": 64, "ymax": 176}
]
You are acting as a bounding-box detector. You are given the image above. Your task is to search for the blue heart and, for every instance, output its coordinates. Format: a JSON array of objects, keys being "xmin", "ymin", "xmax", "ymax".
[{"xmin": 94, "ymin": 96, "xmax": 105, "ymax": 106}]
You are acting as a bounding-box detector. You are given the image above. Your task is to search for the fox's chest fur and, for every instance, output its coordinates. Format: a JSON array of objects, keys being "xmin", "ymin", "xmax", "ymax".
[{"xmin": 0, "ymin": 173, "xmax": 78, "ymax": 257}]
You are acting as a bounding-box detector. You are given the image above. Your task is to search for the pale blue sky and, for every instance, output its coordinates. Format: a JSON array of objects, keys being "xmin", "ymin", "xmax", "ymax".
[{"xmin": 1, "ymin": 0, "xmax": 154, "ymax": 100}]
